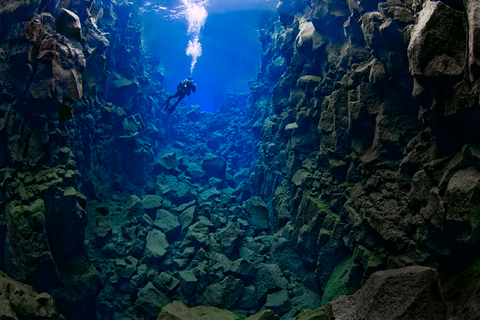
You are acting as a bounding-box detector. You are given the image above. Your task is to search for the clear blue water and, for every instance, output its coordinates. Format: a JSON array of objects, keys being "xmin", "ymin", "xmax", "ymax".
[{"xmin": 142, "ymin": 1, "xmax": 277, "ymax": 112}]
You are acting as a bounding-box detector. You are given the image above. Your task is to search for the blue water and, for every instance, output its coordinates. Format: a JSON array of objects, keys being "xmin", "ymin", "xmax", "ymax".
[{"xmin": 142, "ymin": 2, "xmax": 277, "ymax": 112}]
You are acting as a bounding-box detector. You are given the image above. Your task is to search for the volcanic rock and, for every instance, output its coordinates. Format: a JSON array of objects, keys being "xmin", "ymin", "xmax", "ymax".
[
  {"xmin": 157, "ymin": 300, "xmax": 239, "ymax": 320},
  {"xmin": 202, "ymin": 153, "xmax": 227, "ymax": 179},
  {"xmin": 56, "ymin": 8, "xmax": 82, "ymax": 41},
  {"xmin": 137, "ymin": 282, "xmax": 171, "ymax": 318},
  {"xmin": 325, "ymin": 266, "xmax": 447, "ymax": 320},
  {"xmin": 0, "ymin": 271, "xmax": 64, "ymax": 319}
]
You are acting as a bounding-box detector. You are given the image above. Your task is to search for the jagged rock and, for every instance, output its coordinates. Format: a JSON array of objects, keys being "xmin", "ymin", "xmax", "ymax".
[
  {"xmin": 153, "ymin": 273, "xmax": 181, "ymax": 294},
  {"xmin": 170, "ymin": 181, "xmax": 197, "ymax": 205},
  {"xmin": 157, "ymin": 152, "xmax": 177, "ymax": 171},
  {"xmin": 325, "ymin": 266, "xmax": 447, "ymax": 320},
  {"xmin": 157, "ymin": 300, "xmax": 239, "ymax": 320},
  {"xmin": 297, "ymin": 75, "xmax": 322, "ymax": 89},
  {"xmin": 177, "ymin": 270, "xmax": 198, "ymax": 296},
  {"xmin": 199, "ymin": 187, "xmax": 222, "ymax": 204},
  {"xmin": 106, "ymin": 74, "xmax": 139, "ymax": 108},
  {"xmin": 131, "ymin": 264, "xmax": 149, "ymax": 288},
  {"xmin": 123, "ymin": 113, "xmax": 145, "ymax": 133},
  {"xmin": 443, "ymin": 166, "xmax": 480, "ymax": 243},
  {"xmin": 136, "ymin": 282, "xmax": 171, "ymax": 318},
  {"xmin": 154, "ymin": 209, "xmax": 181, "ymax": 241},
  {"xmin": 185, "ymin": 163, "xmax": 205, "ymax": 181},
  {"xmin": 179, "ymin": 205, "xmax": 196, "ymax": 232},
  {"xmin": 254, "ymin": 264, "xmax": 288, "ymax": 300},
  {"xmin": 185, "ymin": 220, "xmax": 211, "ymax": 247},
  {"xmin": 5, "ymin": 199, "xmax": 60, "ymax": 289},
  {"xmin": 465, "ymin": 0, "xmax": 480, "ymax": 79},
  {"xmin": 203, "ymin": 276, "xmax": 244, "ymax": 309},
  {"xmin": 0, "ymin": 271, "xmax": 64, "ymax": 319},
  {"xmin": 237, "ymin": 285, "xmax": 258, "ymax": 309},
  {"xmin": 245, "ymin": 196, "xmax": 269, "ymax": 232},
  {"xmin": 56, "ymin": 8, "xmax": 82, "ymax": 41},
  {"xmin": 95, "ymin": 217, "xmax": 112, "ymax": 239},
  {"xmin": 202, "ymin": 153, "xmax": 227, "ymax": 179},
  {"xmin": 407, "ymin": 0, "xmax": 467, "ymax": 108},
  {"xmin": 123, "ymin": 195, "xmax": 146, "ymax": 219},
  {"xmin": 233, "ymin": 168, "xmax": 251, "ymax": 186},
  {"xmin": 142, "ymin": 194, "xmax": 163, "ymax": 210},
  {"xmin": 214, "ymin": 222, "xmax": 244, "ymax": 257},
  {"xmin": 265, "ymin": 289, "xmax": 291, "ymax": 315},
  {"xmin": 296, "ymin": 19, "xmax": 320, "ymax": 51},
  {"xmin": 245, "ymin": 309, "xmax": 279, "ymax": 320},
  {"xmin": 284, "ymin": 122, "xmax": 299, "ymax": 130},
  {"xmin": 271, "ymin": 238, "xmax": 308, "ymax": 279},
  {"xmin": 115, "ymin": 256, "xmax": 138, "ymax": 279},
  {"xmin": 159, "ymin": 175, "xmax": 197, "ymax": 205},
  {"xmin": 210, "ymin": 252, "xmax": 234, "ymax": 274},
  {"xmin": 408, "ymin": 0, "xmax": 465, "ymax": 78},
  {"xmin": 228, "ymin": 258, "xmax": 258, "ymax": 281}
]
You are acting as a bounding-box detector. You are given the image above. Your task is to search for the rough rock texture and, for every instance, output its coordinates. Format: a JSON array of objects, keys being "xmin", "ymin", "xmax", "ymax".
[
  {"xmin": 248, "ymin": 0, "xmax": 480, "ymax": 317},
  {"xmin": 0, "ymin": 270, "xmax": 64, "ymax": 319},
  {"xmin": 157, "ymin": 300, "xmax": 239, "ymax": 320},
  {"xmin": 325, "ymin": 266, "xmax": 447, "ymax": 320},
  {"xmin": 1, "ymin": 0, "xmax": 479, "ymax": 319}
]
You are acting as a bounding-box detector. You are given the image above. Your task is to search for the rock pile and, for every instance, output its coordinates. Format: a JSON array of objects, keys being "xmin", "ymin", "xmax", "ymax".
[{"xmin": 84, "ymin": 151, "xmax": 320, "ymax": 319}]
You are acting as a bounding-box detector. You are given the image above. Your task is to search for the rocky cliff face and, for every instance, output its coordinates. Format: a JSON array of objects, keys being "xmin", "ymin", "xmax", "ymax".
[
  {"xmin": 1, "ymin": 0, "xmax": 480, "ymax": 319},
  {"xmin": 250, "ymin": 0, "xmax": 480, "ymax": 310}
]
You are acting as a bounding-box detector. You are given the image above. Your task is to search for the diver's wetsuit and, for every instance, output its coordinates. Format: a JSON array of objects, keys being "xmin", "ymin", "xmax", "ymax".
[{"xmin": 163, "ymin": 78, "xmax": 196, "ymax": 113}]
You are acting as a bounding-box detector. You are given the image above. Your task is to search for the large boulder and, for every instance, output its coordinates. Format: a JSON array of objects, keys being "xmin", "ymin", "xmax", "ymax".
[
  {"xmin": 325, "ymin": 266, "xmax": 447, "ymax": 320},
  {"xmin": 142, "ymin": 195, "xmax": 163, "ymax": 211},
  {"xmin": 156, "ymin": 152, "xmax": 177, "ymax": 171},
  {"xmin": 145, "ymin": 230, "xmax": 169, "ymax": 260},
  {"xmin": 254, "ymin": 264, "xmax": 288, "ymax": 300},
  {"xmin": 245, "ymin": 196, "xmax": 269, "ymax": 232},
  {"xmin": 154, "ymin": 209, "xmax": 181, "ymax": 241},
  {"xmin": 202, "ymin": 153, "xmax": 227, "ymax": 179},
  {"xmin": 137, "ymin": 282, "xmax": 171, "ymax": 318},
  {"xmin": 202, "ymin": 276, "xmax": 244, "ymax": 309},
  {"xmin": 56, "ymin": 8, "xmax": 82, "ymax": 41},
  {"xmin": 214, "ymin": 222, "xmax": 244, "ymax": 257}
]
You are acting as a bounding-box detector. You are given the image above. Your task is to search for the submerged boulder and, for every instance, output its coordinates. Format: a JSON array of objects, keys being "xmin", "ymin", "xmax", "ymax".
[
  {"xmin": 137, "ymin": 282, "xmax": 171, "ymax": 318},
  {"xmin": 325, "ymin": 266, "xmax": 447, "ymax": 320},
  {"xmin": 56, "ymin": 8, "xmax": 82, "ymax": 41},
  {"xmin": 145, "ymin": 230, "xmax": 169, "ymax": 259},
  {"xmin": 245, "ymin": 196, "xmax": 269, "ymax": 232},
  {"xmin": 202, "ymin": 153, "xmax": 227, "ymax": 179}
]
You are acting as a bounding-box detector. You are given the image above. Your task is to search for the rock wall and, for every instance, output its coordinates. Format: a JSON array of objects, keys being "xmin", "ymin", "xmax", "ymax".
[
  {"xmin": 2, "ymin": 0, "xmax": 480, "ymax": 319},
  {"xmin": 0, "ymin": 0, "xmax": 165, "ymax": 318},
  {"xmin": 249, "ymin": 0, "xmax": 480, "ymax": 309}
]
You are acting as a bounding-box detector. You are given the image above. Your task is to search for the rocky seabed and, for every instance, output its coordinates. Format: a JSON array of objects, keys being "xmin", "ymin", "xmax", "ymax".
[{"xmin": 1, "ymin": 0, "xmax": 480, "ymax": 319}]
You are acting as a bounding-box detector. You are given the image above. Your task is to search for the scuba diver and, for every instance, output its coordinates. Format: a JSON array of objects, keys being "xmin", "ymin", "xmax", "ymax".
[{"xmin": 163, "ymin": 78, "xmax": 196, "ymax": 113}]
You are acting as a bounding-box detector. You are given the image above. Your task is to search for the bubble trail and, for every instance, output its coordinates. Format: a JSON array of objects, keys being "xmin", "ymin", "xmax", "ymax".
[{"xmin": 180, "ymin": 0, "xmax": 208, "ymax": 74}]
